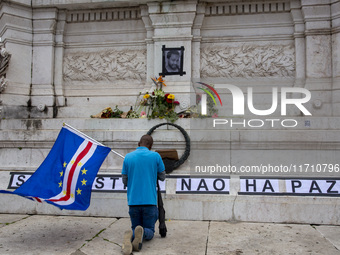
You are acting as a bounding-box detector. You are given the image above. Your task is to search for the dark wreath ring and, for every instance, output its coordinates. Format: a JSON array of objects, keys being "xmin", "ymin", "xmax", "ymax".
[{"xmin": 147, "ymin": 122, "xmax": 190, "ymax": 173}]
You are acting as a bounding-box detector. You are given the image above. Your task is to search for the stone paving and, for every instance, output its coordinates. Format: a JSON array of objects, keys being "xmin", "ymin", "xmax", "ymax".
[{"xmin": 0, "ymin": 214, "xmax": 340, "ymax": 255}]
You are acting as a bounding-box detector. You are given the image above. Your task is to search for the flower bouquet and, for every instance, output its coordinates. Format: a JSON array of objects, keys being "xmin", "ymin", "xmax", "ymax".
[
  {"xmin": 135, "ymin": 76, "xmax": 180, "ymax": 123},
  {"xmin": 90, "ymin": 76, "xmax": 181, "ymax": 122},
  {"xmin": 90, "ymin": 105, "xmax": 123, "ymax": 118}
]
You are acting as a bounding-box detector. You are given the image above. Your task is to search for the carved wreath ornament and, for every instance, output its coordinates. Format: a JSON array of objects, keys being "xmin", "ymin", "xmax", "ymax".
[
  {"xmin": 200, "ymin": 44, "xmax": 295, "ymax": 78},
  {"xmin": 63, "ymin": 49, "xmax": 146, "ymax": 83}
]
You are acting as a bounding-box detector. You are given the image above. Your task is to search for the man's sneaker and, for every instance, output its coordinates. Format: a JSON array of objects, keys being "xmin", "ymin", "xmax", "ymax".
[
  {"xmin": 122, "ymin": 229, "xmax": 133, "ymax": 255},
  {"xmin": 132, "ymin": 225, "xmax": 144, "ymax": 251}
]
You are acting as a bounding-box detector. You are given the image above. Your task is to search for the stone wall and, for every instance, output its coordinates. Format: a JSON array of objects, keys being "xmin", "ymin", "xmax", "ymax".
[{"xmin": 0, "ymin": 0, "xmax": 339, "ymax": 118}]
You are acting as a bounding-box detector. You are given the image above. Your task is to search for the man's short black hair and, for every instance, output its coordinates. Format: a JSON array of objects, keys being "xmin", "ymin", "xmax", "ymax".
[{"xmin": 139, "ymin": 134, "xmax": 153, "ymax": 149}]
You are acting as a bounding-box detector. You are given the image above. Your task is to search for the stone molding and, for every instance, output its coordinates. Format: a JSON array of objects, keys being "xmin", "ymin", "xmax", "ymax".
[
  {"xmin": 66, "ymin": 7, "xmax": 141, "ymax": 23},
  {"xmin": 200, "ymin": 44, "xmax": 295, "ymax": 78},
  {"xmin": 302, "ymin": 2, "xmax": 331, "ymax": 36},
  {"xmin": 63, "ymin": 49, "xmax": 147, "ymax": 84},
  {"xmin": 205, "ymin": 1, "xmax": 290, "ymax": 16},
  {"xmin": 331, "ymin": 0, "xmax": 340, "ymax": 34}
]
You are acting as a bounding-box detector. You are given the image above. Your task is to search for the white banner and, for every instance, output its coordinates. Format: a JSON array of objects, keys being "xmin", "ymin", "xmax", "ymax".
[
  {"xmin": 7, "ymin": 172, "xmax": 166, "ymax": 193},
  {"xmin": 285, "ymin": 179, "xmax": 340, "ymax": 195},
  {"xmin": 239, "ymin": 178, "xmax": 279, "ymax": 194},
  {"xmin": 8, "ymin": 173, "xmax": 340, "ymax": 196},
  {"xmin": 176, "ymin": 177, "xmax": 230, "ymax": 194}
]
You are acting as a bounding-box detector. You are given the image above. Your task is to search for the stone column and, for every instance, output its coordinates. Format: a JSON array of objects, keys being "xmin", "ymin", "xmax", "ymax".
[
  {"xmin": 301, "ymin": 0, "xmax": 332, "ymax": 116},
  {"xmin": 332, "ymin": 0, "xmax": 340, "ymax": 115},
  {"xmin": 302, "ymin": 0, "xmax": 332, "ymax": 79},
  {"xmin": 141, "ymin": 5, "xmax": 155, "ymax": 87},
  {"xmin": 0, "ymin": 2, "xmax": 32, "ymax": 119},
  {"xmin": 53, "ymin": 10, "xmax": 66, "ymax": 114},
  {"xmin": 192, "ymin": 3, "xmax": 205, "ymax": 80},
  {"xmin": 290, "ymin": 0, "xmax": 306, "ymax": 80},
  {"xmin": 31, "ymin": 8, "xmax": 58, "ymax": 118},
  {"xmin": 147, "ymin": 1, "xmax": 197, "ymax": 91}
]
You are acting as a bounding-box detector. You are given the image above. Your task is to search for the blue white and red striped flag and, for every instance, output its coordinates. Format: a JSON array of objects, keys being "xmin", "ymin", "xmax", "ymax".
[{"xmin": 0, "ymin": 125, "xmax": 111, "ymax": 210}]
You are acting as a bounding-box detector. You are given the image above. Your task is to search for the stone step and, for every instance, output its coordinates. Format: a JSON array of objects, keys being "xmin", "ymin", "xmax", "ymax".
[{"xmin": 1, "ymin": 117, "xmax": 339, "ymax": 130}]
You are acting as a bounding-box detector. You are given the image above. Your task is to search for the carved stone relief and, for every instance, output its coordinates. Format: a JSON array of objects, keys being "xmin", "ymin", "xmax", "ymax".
[
  {"xmin": 0, "ymin": 43, "xmax": 11, "ymax": 114},
  {"xmin": 0, "ymin": 46, "xmax": 11, "ymax": 93},
  {"xmin": 200, "ymin": 44, "xmax": 295, "ymax": 78},
  {"xmin": 63, "ymin": 49, "xmax": 147, "ymax": 84}
]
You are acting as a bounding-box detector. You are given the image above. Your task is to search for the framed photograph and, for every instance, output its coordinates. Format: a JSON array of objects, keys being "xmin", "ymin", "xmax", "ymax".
[{"xmin": 160, "ymin": 45, "xmax": 186, "ymax": 77}]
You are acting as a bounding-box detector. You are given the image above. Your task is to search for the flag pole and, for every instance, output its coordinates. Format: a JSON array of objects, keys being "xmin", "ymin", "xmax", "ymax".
[{"xmin": 63, "ymin": 123, "xmax": 125, "ymax": 159}]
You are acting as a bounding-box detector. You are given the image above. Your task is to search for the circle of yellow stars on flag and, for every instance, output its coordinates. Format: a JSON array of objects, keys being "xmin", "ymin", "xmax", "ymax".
[{"xmin": 59, "ymin": 161, "xmax": 88, "ymax": 197}]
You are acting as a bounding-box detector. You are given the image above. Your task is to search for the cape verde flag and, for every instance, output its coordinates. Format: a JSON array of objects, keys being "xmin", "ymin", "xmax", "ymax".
[{"xmin": 0, "ymin": 126, "xmax": 111, "ymax": 210}]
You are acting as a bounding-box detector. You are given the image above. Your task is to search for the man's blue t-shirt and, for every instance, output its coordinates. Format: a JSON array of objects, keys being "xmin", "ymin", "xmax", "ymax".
[{"xmin": 122, "ymin": 146, "xmax": 165, "ymax": 206}]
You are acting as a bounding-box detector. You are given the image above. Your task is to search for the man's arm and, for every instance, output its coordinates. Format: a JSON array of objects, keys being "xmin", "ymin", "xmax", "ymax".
[
  {"xmin": 157, "ymin": 170, "xmax": 165, "ymax": 181},
  {"xmin": 122, "ymin": 174, "xmax": 128, "ymax": 188}
]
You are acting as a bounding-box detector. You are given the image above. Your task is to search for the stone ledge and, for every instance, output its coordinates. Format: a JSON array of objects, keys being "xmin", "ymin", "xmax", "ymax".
[{"xmin": 1, "ymin": 117, "xmax": 340, "ymax": 130}]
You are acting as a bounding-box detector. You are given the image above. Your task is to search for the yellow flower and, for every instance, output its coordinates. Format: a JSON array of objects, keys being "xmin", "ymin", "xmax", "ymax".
[
  {"xmin": 143, "ymin": 94, "xmax": 150, "ymax": 99},
  {"xmin": 167, "ymin": 94, "xmax": 175, "ymax": 100}
]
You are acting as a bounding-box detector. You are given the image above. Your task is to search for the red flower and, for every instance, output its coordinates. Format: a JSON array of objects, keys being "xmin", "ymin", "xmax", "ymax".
[
  {"xmin": 166, "ymin": 98, "xmax": 173, "ymax": 103},
  {"xmin": 174, "ymin": 101, "xmax": 180, "ymax": 105}
]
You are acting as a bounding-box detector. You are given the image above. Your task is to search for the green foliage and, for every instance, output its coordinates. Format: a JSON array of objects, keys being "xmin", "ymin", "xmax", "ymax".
[{"xmin": 135, "ymin": 78, "xmax": 180, "ymax": 123}]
